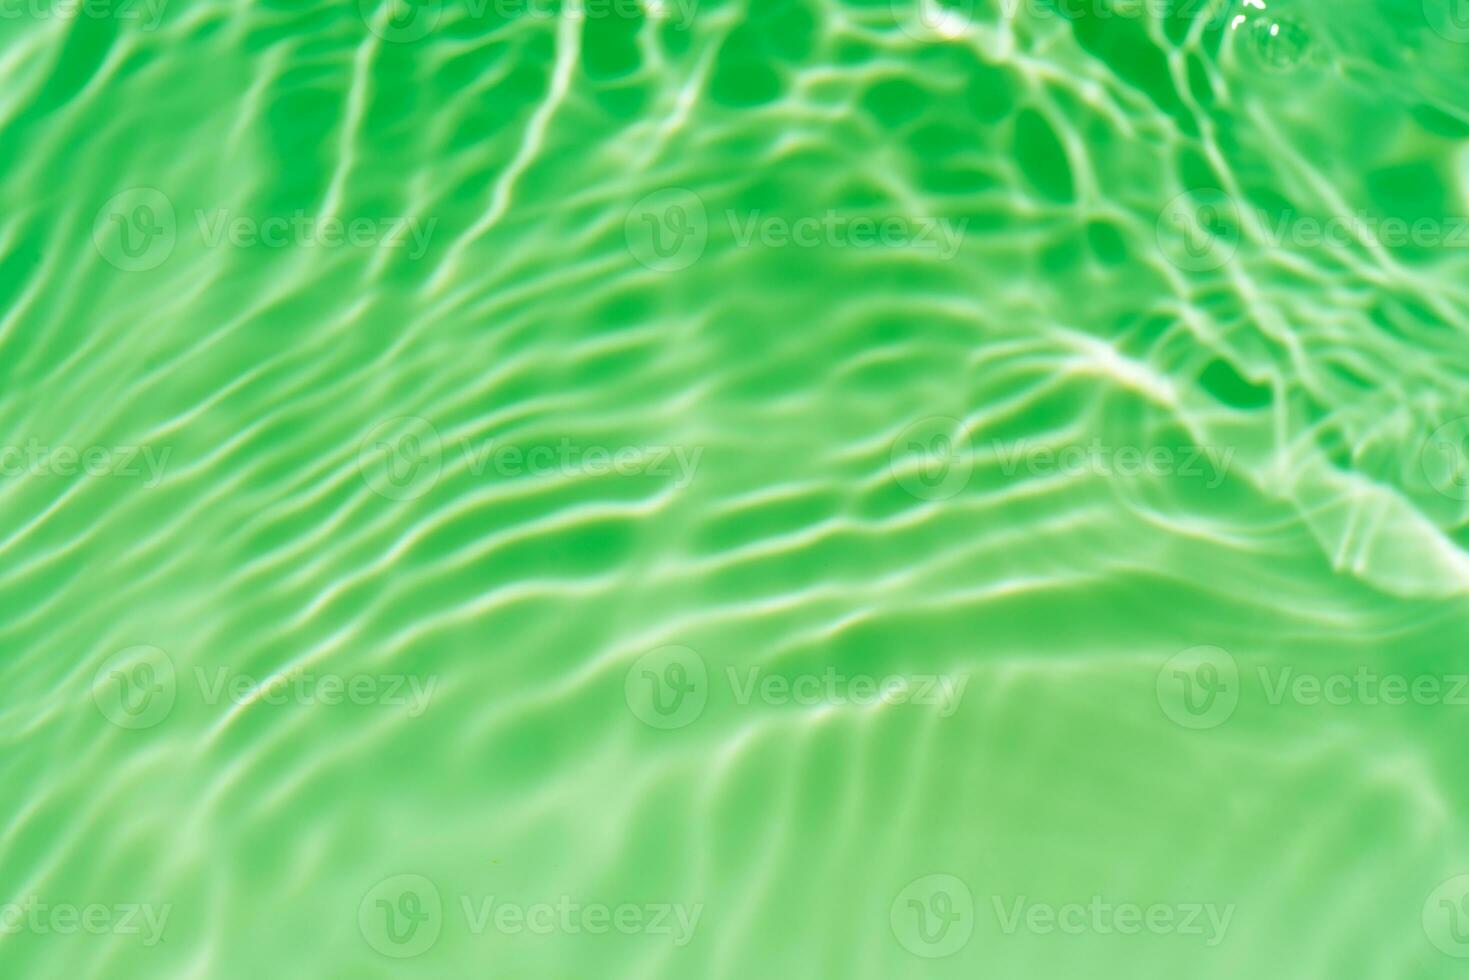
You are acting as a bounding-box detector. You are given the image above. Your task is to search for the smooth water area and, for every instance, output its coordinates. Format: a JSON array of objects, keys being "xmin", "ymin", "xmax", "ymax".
[{"xmin": 2, "ymin": 0, "xmax": 1469, "ymax": 976}]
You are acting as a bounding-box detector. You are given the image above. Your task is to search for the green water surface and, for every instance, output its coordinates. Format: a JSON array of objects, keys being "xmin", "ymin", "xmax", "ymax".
[{"xmin": 3, "ymin": 0, "xmax": 1469, "ymax": 976}]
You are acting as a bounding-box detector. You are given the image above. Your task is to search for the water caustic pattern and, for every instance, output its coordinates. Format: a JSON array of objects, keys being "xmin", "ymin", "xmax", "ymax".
[{"xmin": 2, "ymin": 0, "xmax": 1469, "ymax": 975}]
